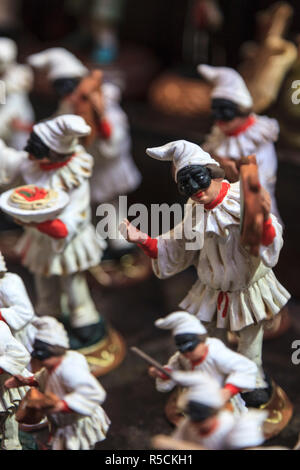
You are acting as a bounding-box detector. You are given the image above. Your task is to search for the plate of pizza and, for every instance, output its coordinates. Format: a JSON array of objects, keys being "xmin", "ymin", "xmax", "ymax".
[{"xmin": 0, "ymin": 184, "xmax": 70, "ymax": 223}]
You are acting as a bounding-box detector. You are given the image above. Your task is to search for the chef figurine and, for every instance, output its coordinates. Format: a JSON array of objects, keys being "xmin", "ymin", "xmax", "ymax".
[
  {"xmin": 120, "ymin": 140, "xmax": 290, "ymax": 407},
  {"xmin": 0, "ymin": 115, "xmax": 107, "ymax": 348},
  {"xmin": 169, "ymin": 372, "xmax": 267, "ymax": 450},
  {"xmin": 0, "ymin": 320, "xmax": 31, "ymax": 450},
  {"xmin": 27, "ymin": 48, "xmax": 142, "ymax": 272},
  {"xmin": 6, "ymin": 317, "xmax": 110, "ymax": 450},
  {"xmin": 149, "ymin": 311, "xmax": 257, "ymax": 416},
  {"xmin": 0, "ymin": 250, "xmax": 36, "ymax": 352},
  {"xmin": 198, "ymin": 65, "xmax": 281, "ymax": 221},
  {"xmin": 0, "ymin": 38, "xmax": 34, "ymax": 150}
]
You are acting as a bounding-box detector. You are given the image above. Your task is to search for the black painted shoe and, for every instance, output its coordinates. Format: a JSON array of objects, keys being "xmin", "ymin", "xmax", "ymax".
[
  {"xmin": 241, "ymin": 375, "xmax": 273, "ymax": 408},
  {"xmin": 67, "ymin": 319, "xmax": 107, "ymax": 350}
]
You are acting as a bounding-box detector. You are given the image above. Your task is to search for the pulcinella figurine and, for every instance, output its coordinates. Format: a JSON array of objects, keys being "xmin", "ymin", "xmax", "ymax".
[
  {"xmin": 5, "ymin": 317, "xmax": 110, "ymax": 450},
  {"xmin": 0, "ymin": 115, "xmax": 107, "ymax": 349},
  {"xmin": 148, "ymin": 311, "xmax": 257, "ymax": 423},
  {"xmin": 120, "ymin": 139, "xmax": 291, "ymax": 428},
  {"xmin": 154, "ymin": 372, "xmax": 267, "ymax": 450},
  {"xmin": 0, "ymin": 320, "xmax": 31, "ymax": 450},
  {"xmin": 0, "ymin": 38, "xmax": 34, "ymax": 151},
  {"xmin": 198, "ymin": 65, "xmax": 281, "ymax": 221}
]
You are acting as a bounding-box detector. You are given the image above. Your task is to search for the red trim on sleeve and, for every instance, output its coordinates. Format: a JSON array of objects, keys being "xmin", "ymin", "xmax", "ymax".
[
  {"xmin": 99, "ymin": 119, "xmax": 112, "ymax": 139},
  {"xmin": 261, "ymin": 217, "xmax": 276, "ymax": 246},
  {"xmin": 36, "ymin": 219, "xmax": 68, "ymax": 239},
  {"xmin": 60, "ymin": 400, "xmax": 73, "ymax": 413},
  {"xmin": 138, "ymin": 235, "xmax": 158, "ymax": 259},
  {"xmin": 224, "ymin": 383, "xmax": 240, "ymax": 397},
  {"xmin": 27, "ymin": 376, "xmax": 39, "ymax": 387},
  {"xmin": 220, "ymin": 115, "xmax": 256, "ymax": 137}
]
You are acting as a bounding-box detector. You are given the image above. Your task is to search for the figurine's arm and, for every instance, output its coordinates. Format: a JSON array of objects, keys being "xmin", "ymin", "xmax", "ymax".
[
  {"xmin": 0, "ymin": 322, "xmax": 31, "ymax": 376},
  {"xmin": 0, "ymin": 273, "xmax": 35, "ymax": 331},
  {"xmin": 259, "ymin": 214, "xmax": 283, "ymax": 268},
  {"xmin": 211, "ymin": 339, "xmax": 258, "ymax": 393}
]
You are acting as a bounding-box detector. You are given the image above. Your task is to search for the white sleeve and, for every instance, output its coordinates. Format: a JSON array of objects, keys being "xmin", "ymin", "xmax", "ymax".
[
  {"xmin": 0, "ymin": 273, "xmax": 35, "ymax": 332},
  {"xmin": 226, "ymin": 410, "xmax": 267, "ymax": 449},
  {"xmin": 0, "ymin": 139, "xmax": 26, "ymax": 185},
  {"xmin": 0, "ymin": 322, "xmax": 31, "ymax": 375}
]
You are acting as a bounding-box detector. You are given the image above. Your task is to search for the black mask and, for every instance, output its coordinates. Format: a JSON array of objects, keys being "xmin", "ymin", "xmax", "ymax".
[
  {"xmin": 31, "ymin": 339, "xmax": 52, "ymax": 361},
  {"xmin": 52, "ymin": 77, "xmax": 80, "ymax": 99},
  {"xmin": 177, "ymin": 165, "xmax": 211, "ymax": 198},
  {"xmin": 24, "ymin": 131, "xmax": 50, "ymax": 160},
  {"xmin": 212, "ymin": 98, "xmax": 247, "ymax": 122},
  {"xmin": 175, "ymin": 334, "xmax": 201, "ymax": 353}
]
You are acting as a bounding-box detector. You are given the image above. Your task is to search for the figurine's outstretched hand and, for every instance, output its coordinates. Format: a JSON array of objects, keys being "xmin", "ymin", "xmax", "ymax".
[
  {"xmin": 119, "ymin": 219, "xmax": 148, "ymax": 245},
  {"xmin": 4, "ymin": 374, "xmax": 35, "ymax": 389},
  {"xmin": 260, "ymin": 187, "xmax": 271, "ymax": 221}
]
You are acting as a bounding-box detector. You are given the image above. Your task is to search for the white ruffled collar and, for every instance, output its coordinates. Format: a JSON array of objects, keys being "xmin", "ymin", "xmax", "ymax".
[
  {"xmin": 21, "ymin": 145, "xmax": 94, "ymax": 191},
  {"xmin": 185, "ymin": 182, "xmax": 241, "ymax": 245},
  {"xmin": 203, "ymin": 114, "xmax": 279, "ymax": 159}
]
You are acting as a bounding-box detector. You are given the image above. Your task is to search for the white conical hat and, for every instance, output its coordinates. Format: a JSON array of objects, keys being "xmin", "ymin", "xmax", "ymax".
[
  {"xmin": 33, "ymin": 316, "xmax": 69, "ymax": 348},
  {"xmin": 0, "ymin": 251, "xmax": 7, "ymax": 272},
  {"xmin": 146, "ymin": 140, "xmax": 219, "ymax": 182},
  {"xmin": 27, "ymin": 47, "xmax": 88, "ymax": 80},
  {"xmin": 198, "ymin": 64, "xmax": 253, "ymax": 109},
  {"xmin": 155, "ymin": 311, "xmax": 207, "ymax": 336},
  {"xmin": 172, "ymin": 371, "xmax": 225, "ymax": 409},
  {"xmin": 0, "ymin": 38, "xmax": 17, "ymax": 65},
  {"xmin": 33, "ymin": 114, "xmax": 91, "ymax": 153}
]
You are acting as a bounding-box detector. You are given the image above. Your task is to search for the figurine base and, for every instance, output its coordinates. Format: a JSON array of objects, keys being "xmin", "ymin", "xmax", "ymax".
[
  {"xmin": 89, "ymin": 252, "xmax": 152, "ymax": 289},
  {"xmin": 19, "ymin": 418, "xmax": 48, "ymax": 433},
  {"xmin": 261, "ymin": 381, "xmax": 293, "ymax": 440},
  {"xmin": 79, "ymin": 328, "xmax": 126, "ymax": 377}
]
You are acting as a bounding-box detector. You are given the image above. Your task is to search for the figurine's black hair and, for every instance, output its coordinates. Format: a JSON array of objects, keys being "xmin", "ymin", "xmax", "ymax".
[
  {"xmin": 52, "ymin": 77, "xmax": 81, "ymax": 98},
  {"xmin": 174, "ymin": 333, "xmax": 205, "ymax": 353},
  {"xmin": 31, "ymin": 339, "xmax": 66, "ymax": 361},
  {"xmin": 212, "ymin": 98, "xmax": 250, "ymax": 122},
  {"xmin": 177, "ymin": 165, "xmax": 212, "ymax": 197},
  {"xmin": 24, "ymin": 131, "xmax": 50, "ymax": 160},
  {"xmin": 186, "ymin": 400, "xmax": 217, "ymax": 422}
]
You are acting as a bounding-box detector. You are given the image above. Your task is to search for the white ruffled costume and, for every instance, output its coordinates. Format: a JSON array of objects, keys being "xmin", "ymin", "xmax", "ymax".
[
  {"xmin": 155, "ymin": 312, "xmax": 257, "ymax": 413},
  {"xmin": 28, "ymin": 47, "xmax": 141, "ymax": 204},
  {"xmin": 0, "ymin": 321, "xmax": 31, "ymax": 450},
  {"xmin": 172, "ymin": 372, "xmax": 267, "ymax": 450},
  {"xmin": 198, "ymin": 65, "xmax": 280, "ymax": 220},
  {"xmin": 0, "ymin": 38, "xmax": 34, "ymax": 150},
  {"xmin": 145, "ymin": 141, "xmax": 290, "ymax": 386},
  {"xmin": 36, "ymin": 351, "xmax": 110, "ymax": 450},
  {"xmin": 0, "ymin": 115, "xmax": 106, "ymax": 328}
]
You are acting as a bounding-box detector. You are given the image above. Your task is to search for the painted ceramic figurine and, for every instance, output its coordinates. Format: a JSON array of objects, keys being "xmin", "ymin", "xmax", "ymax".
[
  {"xmin": 0, "ymin": 320, "xmax": 31, "ymax": 450},
  {"xmin": 149, "ymin": 311, "xmax": 257, "ymax": 415},
  {"xmin": 6, "ymin": 317, "xmax": 110, "ymax": 450},
  {"xmin": 198, "ymin": 65, "xmax": 281, "ymax": 221},
  {"xmin": 0, "ymin": 251, "xmax": 36, "ymax": 352},
  {"xmin": 0, "ymin": 115, "xmax": 107, "ymax": 347},
  {"xmin": 170, "ymin": 372, "xmax": 267, "ymax": 450},
  {"xmin": 120, "ymin": 140, "xmax": 290, "ymax": 407},
  {"xmin": 0, "ymin": 38, "xmax": 34, "ymax": 150}
]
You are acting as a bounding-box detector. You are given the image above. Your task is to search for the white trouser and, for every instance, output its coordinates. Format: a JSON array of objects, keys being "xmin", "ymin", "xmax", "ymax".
[
  {"xmin": 0, "ymin": 411, "xmax": 22, "ymax": 450},
  {"xmin": 34, "ymin": 272, "xmax": 100, "ymax": 328}
]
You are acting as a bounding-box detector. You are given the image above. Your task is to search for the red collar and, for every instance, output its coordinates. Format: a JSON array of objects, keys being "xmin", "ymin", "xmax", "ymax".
[
  {"xmin": 220, "ymin": 115, "xmax": 256, "ymax": 137},
  {"xmin": 204, "ymin": 181, "xmax": 230, "ymax": 211},
  {"xmin": 39, "ymin": 155, "xmax": 74, "ymax": 171},
  {"xmin": 191, "ymin": 345, "xmax": 209, "ymax": 369}
]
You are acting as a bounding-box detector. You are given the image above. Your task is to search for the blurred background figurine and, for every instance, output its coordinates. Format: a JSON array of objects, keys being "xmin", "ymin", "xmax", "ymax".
[
  {"xmin": 0, "ymin": 37, "xmax": 34, "ymax": 151},
  {"xmin": 0, "ymin": 319, "xmax": 31, "ymax": 450}
]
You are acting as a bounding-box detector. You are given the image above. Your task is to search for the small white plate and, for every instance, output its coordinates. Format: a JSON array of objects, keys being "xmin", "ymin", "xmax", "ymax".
[{"xmin": 0, "ymin": 187, "xmax": 70, "ymax": 223}]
